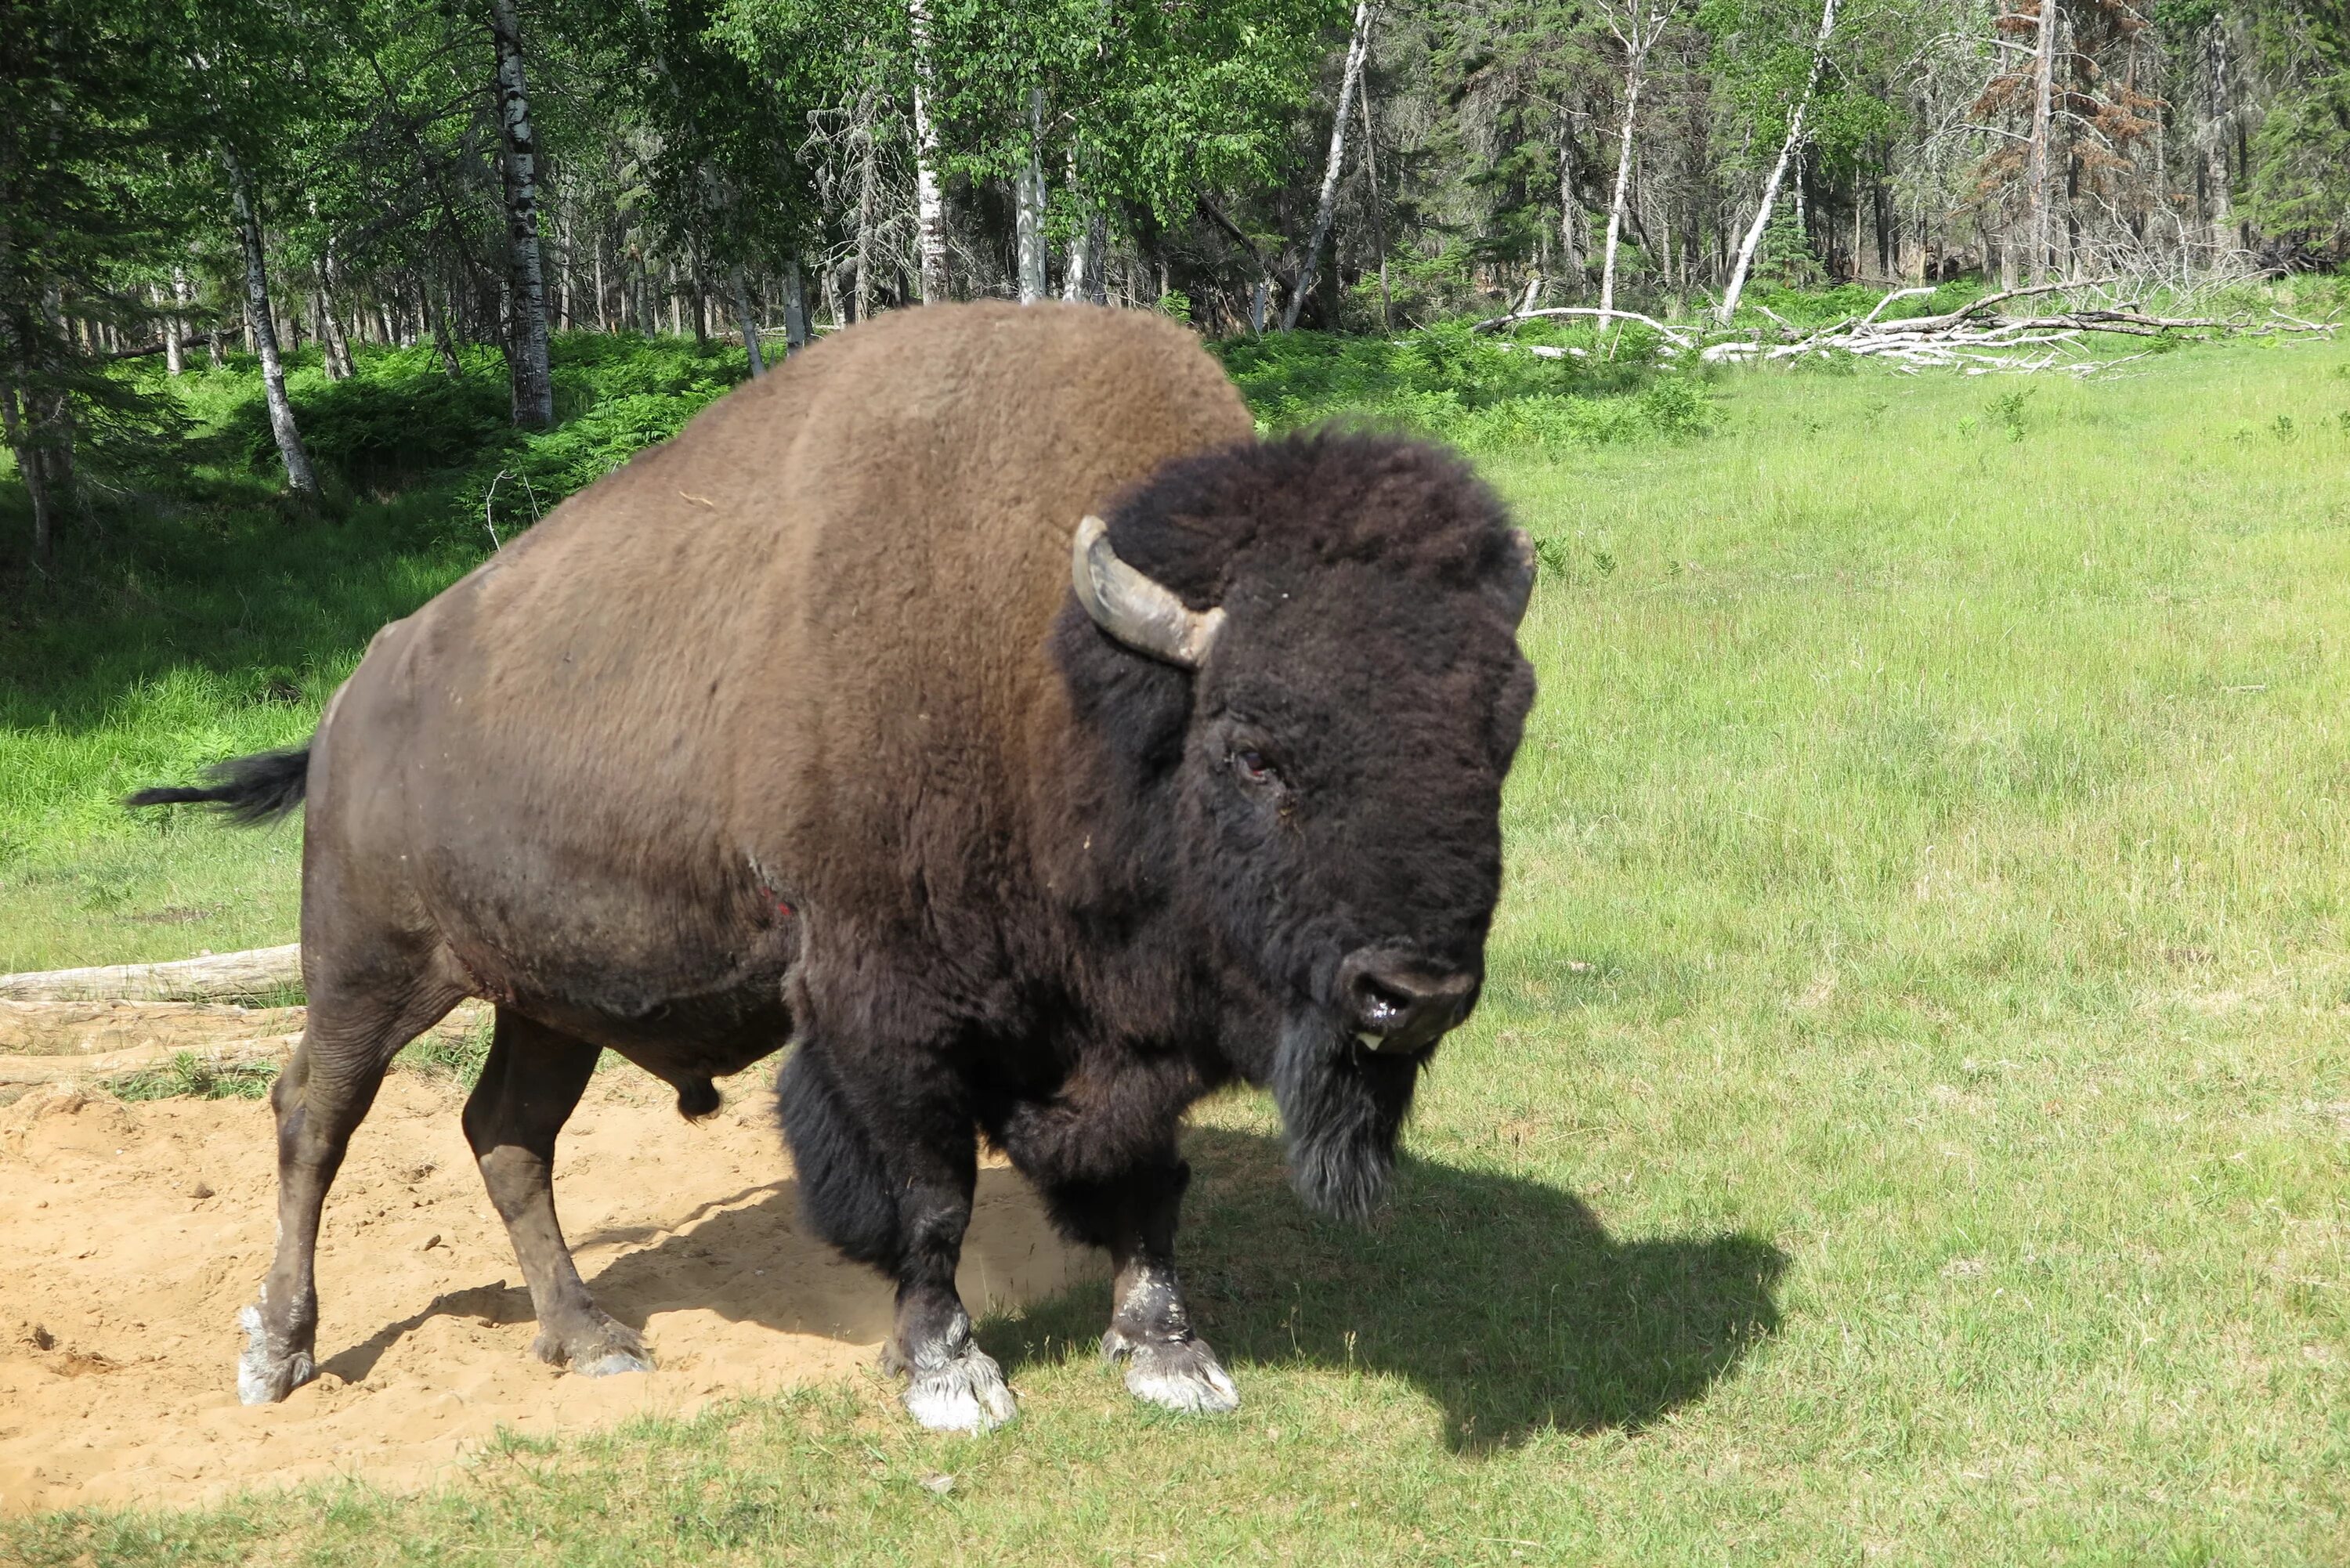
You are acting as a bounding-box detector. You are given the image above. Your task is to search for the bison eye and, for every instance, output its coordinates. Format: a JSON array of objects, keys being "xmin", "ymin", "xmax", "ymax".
[{"xmin": 1231, "ymin": 750, "xmax": 1282, "ymax": 789}]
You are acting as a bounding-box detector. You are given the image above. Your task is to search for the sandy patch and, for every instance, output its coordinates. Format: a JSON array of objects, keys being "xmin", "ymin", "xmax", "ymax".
[{"xmin": 0, "ymin": 1067, "xmax": 1093, "ymax": 1514}]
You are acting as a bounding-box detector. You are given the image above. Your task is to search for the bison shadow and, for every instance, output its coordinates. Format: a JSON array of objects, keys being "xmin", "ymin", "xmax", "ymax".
[
  {"xmin": 989, "ymin": 1125, "xmax": 1788, "ymax": 1451},
  {"xmin": 316, "ymin": 1126, "xmax": 1784, "ymax": 1453}
]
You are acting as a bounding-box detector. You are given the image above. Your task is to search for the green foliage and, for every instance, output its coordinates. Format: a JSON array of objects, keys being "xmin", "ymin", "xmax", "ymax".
[
  {"xmin": 395, "ymin": 1017, "xmax": 494, "ymax": 1089},
  {"xmin": 1214, "ymin": 321, "xmax": 1712, "ymax": 451},
  {"xmin": 222, "ymin": 346, "xmax": 508, "ymax": 490},
  {"xmin": 110, "ymin": 1050, "xmax": 278, "ymax": 1101},
  {"xmin": 2246, "ymin": 0, "xmax": 2350, "ymax": 252},
  {"xmin": 207, "ymin": 333, "xmax": 747, "ymax": 511}
]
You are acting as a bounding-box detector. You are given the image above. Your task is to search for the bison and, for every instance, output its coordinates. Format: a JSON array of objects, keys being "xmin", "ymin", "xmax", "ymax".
[{"xmin": 131, "ymin": 302, "xmax": 1536, "ymax": 1432}]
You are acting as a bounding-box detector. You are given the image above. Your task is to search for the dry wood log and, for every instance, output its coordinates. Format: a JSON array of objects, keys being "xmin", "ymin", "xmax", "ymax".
[
  {"xmin": 0, "ymin": 1001, "xmax": 490, "ymax": 1089},
  {"xmin": 0, "ymin": 1035, "xmax": 299, "ymax": 1088},
  {"xmin": 0, "ymin": 999, "xmax": 305, "ymax": 1056},
  {"xmin": 0, "ymin": 944, "xmax": 303, "ymax": 1003}
]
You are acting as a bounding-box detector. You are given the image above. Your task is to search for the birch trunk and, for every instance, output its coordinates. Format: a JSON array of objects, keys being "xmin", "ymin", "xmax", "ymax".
[
  {"xmin": 1599, "ymin": 69, "xmax": 1642, "ymax": 322},
  {"xmin": 1282, "ymin": 0, "xmax": 1376, "ymax": 331},
  {"xmin": 731, "ymin": 265, "xmax": 765, "ymax": 377},
  {"xmin": 165, "ymin": 270, "xmax": 189, "ymax": 375},
  {"xmin": 1016, "ymin": 88, "xmax": 1050, "ymax": 305},
  {"xmin": 908, "ymin": 0, "xmax": 949, "ymax": 305},
  {"xmin": 2025, "ymin": 0, "xmax": 2058, "ymax": 284},
  {"xmin": 222, "ymin": 148, "xmax": 320, "ymax": 500},
  {"xmin": 1718, "ymin": 0, "xmax": 1837, "ymax": 323},
  {"xmin": 490, "ymin": 0, "xmax": 555, "ymax": 428}
]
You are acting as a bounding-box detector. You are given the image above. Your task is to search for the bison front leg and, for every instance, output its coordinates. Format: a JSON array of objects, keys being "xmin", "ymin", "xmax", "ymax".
[
  {"xmin": 778, "ymin": 1046, "xmax": 1015, "ymax": 1433},
  {"xmin": 1055, "ymin": 1161, "xmax": 1240, "ymax": 1414}
]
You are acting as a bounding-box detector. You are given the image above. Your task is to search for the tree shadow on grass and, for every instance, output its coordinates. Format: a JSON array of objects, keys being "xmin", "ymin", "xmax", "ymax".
[{"xmin": 987, "ymin": 1125, "xmax": 1788, "ymax": 1452}]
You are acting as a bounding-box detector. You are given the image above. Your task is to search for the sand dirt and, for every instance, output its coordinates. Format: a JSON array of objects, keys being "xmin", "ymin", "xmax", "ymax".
[{"xmin": 0, "ymin": 1066, "xmax": 1094, "ymax": 1514}]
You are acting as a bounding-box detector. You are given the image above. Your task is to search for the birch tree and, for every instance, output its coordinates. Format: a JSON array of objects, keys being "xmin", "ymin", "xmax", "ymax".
[
  {"xmin": 1283, "ymin": 0, "xmax": 1377, "ymax": 331},
  {"xmin": 907, "ymin": 0, "xmax": 949, "ymax": 302},
  {"xmin": 1595, "ymin": 0, "xmax": 1676, "ymax": 322},
  {"xmin": 1718, "ymin": 0, "xmax": 1841, "ymax": 321},
  {"xmin": 221, "ymin": 145, "xmax": 320, "ymax": 500},
  {"xmin": 1017, "ymin": 87, "xmax": 1049, "ymax": 302},
  {"xmin": 490, "ymin": 0, "xmax": 555, "ymax": 427}
]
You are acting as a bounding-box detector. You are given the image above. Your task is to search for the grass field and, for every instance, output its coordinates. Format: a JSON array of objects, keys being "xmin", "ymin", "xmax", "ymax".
[{"xmin": 6, "ymin": 334, "xmax": 2350, "ymax": 1563}]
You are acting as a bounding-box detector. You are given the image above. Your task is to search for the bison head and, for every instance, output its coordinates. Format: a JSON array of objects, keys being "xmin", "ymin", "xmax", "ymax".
[{"xmin": 1056, "ymin": 433, "xmax": 1536, "ymax": 1220}]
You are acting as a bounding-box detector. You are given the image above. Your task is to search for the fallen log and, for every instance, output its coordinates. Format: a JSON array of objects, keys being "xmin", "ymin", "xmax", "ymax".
[
  {"xmin": 0, "ymin": 944, "xmax": 303, "ymax": 1003},
  {"xmin": 0, "ymin": 1000, "xmax": 490, "ymax": 1089},
  {"xmin": 0, "ymin": 999, "xmax": 304, "ymax": 1056},
  {"xmin": 0, "ymin": 1034, "xmax": 298, "ymax": 1088}
]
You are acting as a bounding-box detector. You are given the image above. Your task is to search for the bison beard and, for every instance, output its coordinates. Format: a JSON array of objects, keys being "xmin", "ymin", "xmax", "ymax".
[{"xmin": 1272, "ymin": 1012, "xmax": 1426, "ymax": 1223}]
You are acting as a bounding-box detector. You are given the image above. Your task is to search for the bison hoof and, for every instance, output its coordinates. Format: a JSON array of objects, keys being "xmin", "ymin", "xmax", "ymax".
[
  {"xmin": 1102, "ymin": 1328, "xmax": 1241, "ymax": 1414},
  {"xmin": 899, "ymin": 1344, "xmax": 1018, "ymax": 1434},
  {"xmin": 237, "ymin": 1302, "xmax": 316, "ymax": 1406},
  {"xmin": 532, "ymin": 1313, "xmax": 653, "ymax": 1378}
]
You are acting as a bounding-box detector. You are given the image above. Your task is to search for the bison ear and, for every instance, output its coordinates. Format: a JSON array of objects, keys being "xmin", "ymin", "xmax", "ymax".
[
  {"xmin": 1071, "ymin": 515, "xmax": 1227, "ymax": 670},
  {"xmin": 1489, "ymin": 527, "xmax": 1536, "ymax": 627}
]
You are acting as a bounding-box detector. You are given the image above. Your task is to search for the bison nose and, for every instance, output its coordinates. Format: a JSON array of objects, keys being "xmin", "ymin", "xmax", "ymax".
[{"xmin": 1338, "ymin": 949, "xmax": 1478, "ymax": 1054}]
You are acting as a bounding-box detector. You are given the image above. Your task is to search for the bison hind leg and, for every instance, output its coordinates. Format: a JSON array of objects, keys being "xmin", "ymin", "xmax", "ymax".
[
  {"xmin": 776, "ymin": 1046, "xmax": 902, "ymax": 1266},
  {"xmin": 465, "ymin": 1009, "xmax": 653, "ymax": 1378}
]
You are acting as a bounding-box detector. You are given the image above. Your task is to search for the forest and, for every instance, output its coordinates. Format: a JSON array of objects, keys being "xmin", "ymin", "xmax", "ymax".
[{"xmin": 5, "ymin": 0, "xmax": 2350, "ymax": 571}]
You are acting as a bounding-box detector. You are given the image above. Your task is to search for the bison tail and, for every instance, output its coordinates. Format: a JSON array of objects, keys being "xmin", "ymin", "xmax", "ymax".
[{"xmin": 125, "ymin": 745, "xmax": 313, "ymax": 825}]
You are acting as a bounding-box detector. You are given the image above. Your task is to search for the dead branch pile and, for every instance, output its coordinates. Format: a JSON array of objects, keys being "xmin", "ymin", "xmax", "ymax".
[{"xmin": 1472, "ymin": 281, "xmax": 2339, "ymax": 377}]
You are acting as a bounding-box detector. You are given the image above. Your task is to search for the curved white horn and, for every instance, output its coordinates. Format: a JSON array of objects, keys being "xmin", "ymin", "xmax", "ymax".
[{"xmin": 1070, "ymin": 515, "xmax": 1225, "ymax": 669}]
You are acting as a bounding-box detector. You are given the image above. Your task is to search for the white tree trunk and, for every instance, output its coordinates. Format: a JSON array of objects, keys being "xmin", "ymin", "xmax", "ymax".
[
  {"xmin": 490, "ymin": 0, "xmax": 555, "ymax": 427},
  {"xmin": 1719, "ymin": 0, "xmax": 1838, "ymax": 323},
  {"xmin": 1599, "ymin": 70, "xmax": 1643, "ymax": 322},
  {"xmin": 222, "ymin": 147, "xmax": 320, "ymax": 499},
  {"xmin": 1017, "ymin": 88, "xmax": 1050, "ymax": 305},
  {"xmin": 1283, "ymin": 0, "xmax": 1376, "ymax": 331},
  {"xmin": 2025, "ymin": 0, "xmax": 2058, "ymax": 284},
  {"xmin": 908, "ymin": 0, "xmax": 949, "ymax": 305},
  {"xmin": 165, "ymin": 270, "xmax": 188, "ymax": 375}
]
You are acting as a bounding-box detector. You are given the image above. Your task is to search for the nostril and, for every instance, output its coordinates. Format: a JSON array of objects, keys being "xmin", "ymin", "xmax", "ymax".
[
  {"xmin": 1340, "ymin": 949, "xmax": 1478, "ymax": 1044},
  {"xmin": 1354, "ymin": 975, "xmax": 1416, "ymax": 1029}
]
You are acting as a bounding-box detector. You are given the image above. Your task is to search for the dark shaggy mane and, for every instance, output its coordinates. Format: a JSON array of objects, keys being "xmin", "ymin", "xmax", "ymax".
[{"xmin": 1101, "ymin": 432, "xmax": 1519, "ymax": 611}]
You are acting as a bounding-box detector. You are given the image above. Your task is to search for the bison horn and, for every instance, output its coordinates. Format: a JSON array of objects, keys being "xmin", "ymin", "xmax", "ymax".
[{"xmin": 1071, "ymin": 515, "xmax": 1225, "ymax": 670}]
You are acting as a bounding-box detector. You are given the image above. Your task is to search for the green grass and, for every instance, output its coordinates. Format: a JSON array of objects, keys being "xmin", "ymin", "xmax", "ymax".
[{"xmin": 5, "ymin": 331, "xmax": 2350, "ymax": 1562}]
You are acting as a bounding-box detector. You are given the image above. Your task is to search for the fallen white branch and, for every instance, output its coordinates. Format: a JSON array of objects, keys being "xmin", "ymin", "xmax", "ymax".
[{"xmin": 1470, "ymin": 305, "xmax": 1695, "ymax": 348}]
